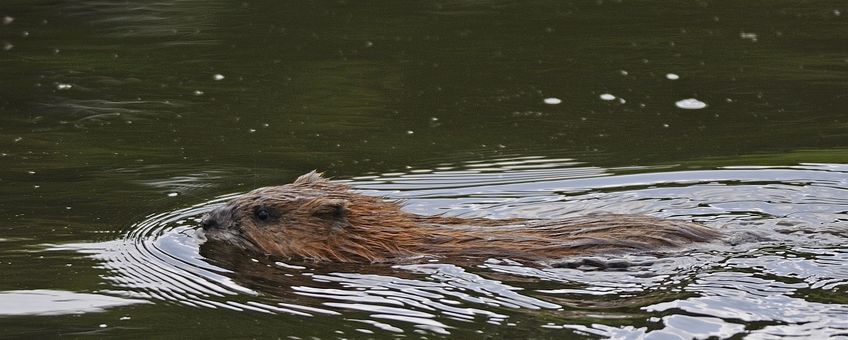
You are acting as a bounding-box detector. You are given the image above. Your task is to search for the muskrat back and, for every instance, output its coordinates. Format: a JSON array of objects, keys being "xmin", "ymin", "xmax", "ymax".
[{"xmin": 200, "ymin": 171, "xmax": 720, "ymax": 263}]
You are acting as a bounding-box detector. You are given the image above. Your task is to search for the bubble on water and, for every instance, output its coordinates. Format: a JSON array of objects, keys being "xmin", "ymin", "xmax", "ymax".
[
  {"xmin": 99, "ymin": 324, "xmax": 107, "ymax": 328},
  {"xmin": 619, "ymin": 70, "xmax": 628, "ymax": 76},
  {"xmin": 213, "ymin": 74, "xmax": 225, "ymax": 81},
  {"xmin": 56, "ymin": 83, "xmax": 72, "ymax": 90},
  {"xmin": 600, "ymin": 93, "xmax": 616, "ymax": 101},
  {"xmin": 119, "ymin": 316, "xmax": 131, "ymax": 321},
  {"xmin": 2, "ymin": 16, "xmax": 13, "ymax": 25},
  {"xmin": 3, "ymin": 42, "xmax": 12, "ymax": 51},
  {"xmin": 543, "ymin": 97, "xmax": 562, "ymax": 105},
  {"xmin": 193, "ymin": 90, "xmax": 204, "ymax": 96},
  {"xmin": 167, "ymin": 192, "xmax": 178, "ymax": 197},
  {"xmin": 675, "ymin": 98, "xmax": 708, "ymax": 109},
  {"xmin": 364, "ymin": 41, "xmax": 373, "ymax": 48},
  {"xmin": 406, "ymin": 130, "xmax": 414, "ymax": 135},
  {"xmin": 740, "ymin": 32, "xmax": 758, "ymax": 42},
  {"xmin": 21, "ymin": 31, "xmax": 29, "ymax": 37},
  {"xmin": 666, "ymin": 73, "xmax": 680, "ymax": 80},
  {"xmin": 618, "ymin": 98, "xmax": 626, "ymax": 104}
]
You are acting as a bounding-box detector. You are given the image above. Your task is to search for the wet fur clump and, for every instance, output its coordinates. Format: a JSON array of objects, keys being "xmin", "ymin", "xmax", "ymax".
[{"xmin": 200, "ymin": 171, "xmax": 720, "ymax": 263}]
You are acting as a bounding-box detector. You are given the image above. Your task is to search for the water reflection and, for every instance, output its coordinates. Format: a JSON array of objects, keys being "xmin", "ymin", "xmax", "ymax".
[
  {"xmin": 0, "ymin": 290, "xmax": 149, "ymax": 316},
  {"xmin": 645, "ymin": 269, "xmax": 848, "ymax": 338},
  {"xmin": 47, "ymin": 157, "xmax": 848, "ymax": 337}
]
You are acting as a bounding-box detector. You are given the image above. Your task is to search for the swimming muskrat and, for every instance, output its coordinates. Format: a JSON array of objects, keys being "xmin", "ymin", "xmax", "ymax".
[{"xmin": 200, "ymin": 171, "xmax": 719, "ymax": 263}]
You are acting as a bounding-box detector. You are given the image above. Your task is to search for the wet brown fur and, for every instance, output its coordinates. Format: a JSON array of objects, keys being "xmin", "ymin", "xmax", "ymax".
[{"xmin": 200, "ymin": 171, "xmax": 720, "ymax": 263}]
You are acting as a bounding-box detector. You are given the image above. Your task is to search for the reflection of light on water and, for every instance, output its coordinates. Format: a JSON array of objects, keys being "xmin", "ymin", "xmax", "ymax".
[
  {"xmin": 643, "ymin": 269, "xmax": 848, "ymax": 338},
  {"xmin": 0, "ymin": 290, "xmax": 149, "ymax": 316},
  {"xmin": 563, "ymin": 314, "xmax": 746, "ymax": 339},
  {"xmin": 48, "ymin": 157, "xmax": 848, "ymax": 337},
  {"xmin": 290, "ymin": 264, "xmax": 558, "ymax": 333}
]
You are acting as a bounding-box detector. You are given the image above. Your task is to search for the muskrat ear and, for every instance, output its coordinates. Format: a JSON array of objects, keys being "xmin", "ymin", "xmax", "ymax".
[
  {"xmin": 309, "ymin": 198, "xmax": 347, "ymax": 219},
  {"xmin": 294, "ymin": 170, "xmax": 328, "ymax": 185}
]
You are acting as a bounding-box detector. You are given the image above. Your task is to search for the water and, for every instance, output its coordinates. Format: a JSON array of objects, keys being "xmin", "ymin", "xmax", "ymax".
[{"xmin": 1, "ymin": 0, "xmax": 847, "ymax": 338}]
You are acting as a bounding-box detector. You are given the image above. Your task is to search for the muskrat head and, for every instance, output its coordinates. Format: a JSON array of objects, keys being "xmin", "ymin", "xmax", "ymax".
[{"xmin": 199, "ymin": 171, "xmax": 357, "ymax": 260}]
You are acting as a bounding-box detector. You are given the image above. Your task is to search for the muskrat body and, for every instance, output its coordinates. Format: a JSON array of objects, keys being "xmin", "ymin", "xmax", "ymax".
[{"xmin": 200, "ymin": 171, "xmax": 719, "ymax": 263}]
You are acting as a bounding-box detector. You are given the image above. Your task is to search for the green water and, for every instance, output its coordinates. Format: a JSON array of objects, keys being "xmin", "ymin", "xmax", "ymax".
[{"xmin": 1, "ymin": 0, "xmax": 847, "ymax": 338}]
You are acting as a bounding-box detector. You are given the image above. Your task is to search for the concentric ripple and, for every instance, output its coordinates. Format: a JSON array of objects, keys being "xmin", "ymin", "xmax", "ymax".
[{"xmin": 50, "ymin": 157, "xmax": 848, "ymax": 337}]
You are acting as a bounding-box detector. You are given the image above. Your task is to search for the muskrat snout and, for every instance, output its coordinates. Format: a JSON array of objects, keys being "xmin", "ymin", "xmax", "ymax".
[
  {"xmin": 200, "ymin": 206, "xmax": 234, "ymax": 231},
  {"xmin": 199, "ymin": 214, "xmax": 218, "ymax": 230}
]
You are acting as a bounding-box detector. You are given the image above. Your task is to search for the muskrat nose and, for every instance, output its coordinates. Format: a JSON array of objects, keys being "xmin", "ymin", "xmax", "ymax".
[{"xmin": 200, "ymin": 214, "xmax": 218, "ymax": 230}]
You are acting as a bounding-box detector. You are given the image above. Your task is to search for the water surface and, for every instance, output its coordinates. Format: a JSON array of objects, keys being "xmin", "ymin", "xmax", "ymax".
[{"xmin": 1, "ymin": 0, "xmax": 847, "ymax": 338}]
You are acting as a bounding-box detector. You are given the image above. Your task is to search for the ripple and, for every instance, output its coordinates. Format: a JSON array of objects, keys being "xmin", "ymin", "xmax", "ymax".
[
  {"xmin": 645, "ymin": 271, "xmax": 848, "ymax": 337},
  {"xmin": 63, "ymin": 1, "xmax": 225, "ymax": 42},
  {"xmin": 47, "ymin": 156, "xmax": 848, "ymax": 336},
  {"xmin": 40, "ymin": 98, "xmax": 184, "ymax": 128},
  {"xmin": 48, "ymin": 196, "xmax": 259, "ymax": 302}
]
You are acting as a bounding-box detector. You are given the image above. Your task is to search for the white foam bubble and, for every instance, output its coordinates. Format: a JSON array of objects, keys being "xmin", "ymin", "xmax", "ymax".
[
  {"xmin": 675, "ymin": 98, "xmax": 707, "ymax": 109},
  {"xmin": 599, "ymin": 93, "xmax": 616, "ymax": 101},
  {"xmin": 740, "ymin": 32, "xmax": 758, "ymax": 42}
]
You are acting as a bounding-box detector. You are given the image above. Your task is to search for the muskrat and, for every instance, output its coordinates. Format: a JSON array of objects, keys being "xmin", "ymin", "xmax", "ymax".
[{"xmin": 200, "ymin": 171, "xmax": 719, "ymax": 263}]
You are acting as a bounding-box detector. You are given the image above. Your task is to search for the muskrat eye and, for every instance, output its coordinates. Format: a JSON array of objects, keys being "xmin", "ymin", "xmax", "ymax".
[{"xmin": 255, "ymin": 208, "xmax": 271, "ymax": 221}]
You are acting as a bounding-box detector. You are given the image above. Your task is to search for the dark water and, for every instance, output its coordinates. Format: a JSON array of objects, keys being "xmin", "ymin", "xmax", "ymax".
[{"xmin": 1, "ymin": 0, "xmax": 847, "ymax": 338}]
